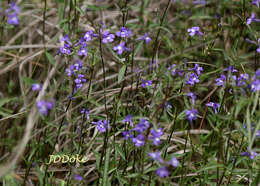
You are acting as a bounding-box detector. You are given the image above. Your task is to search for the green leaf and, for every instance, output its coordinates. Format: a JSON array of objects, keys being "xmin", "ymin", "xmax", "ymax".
[
  {"xmin": 22, "ymin": 76, "xmax": 36, "ymax": 85},
  {"xmin": 76, "ymin": 6, "xmax": 85, "ymax": 15},
  {"xmin": 118, "ymin": 65, "xmax": 127, "ymax": 83},
  {"xmin": 45, "ymin": 52, "xmax": 55, "ymax": 66},
  {"xmin": 102, "ymin": 146, "xmax": 111, "ymax": 186},
  {"xmin": 114, "ymin": 143, "xmax": 126, "ymax": 161}
]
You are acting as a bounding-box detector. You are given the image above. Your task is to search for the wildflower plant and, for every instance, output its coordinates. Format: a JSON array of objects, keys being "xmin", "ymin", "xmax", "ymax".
[{"xmin": 1, "ymin": 0, "xmax": 260, "ymax": 185}]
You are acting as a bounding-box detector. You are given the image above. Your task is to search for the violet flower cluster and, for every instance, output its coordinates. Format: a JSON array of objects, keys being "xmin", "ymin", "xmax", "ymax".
[
  {"xmin": 65, "ymin": 60, "xmax": 86, "ymax": 92},
  {"xmin": 92, "ymin": 119, "xmax": 110, "ymax": 133},
  {"xmin": 216, "ymin": 66, "xmax": 260, "ymax": 93},
  {"xmin": 37, "ymin": 100, "xmax": 54, "ymax": 116},
  {"xmin": 122, "ymin": 117, "xmax": 164, "ymax": 148}
]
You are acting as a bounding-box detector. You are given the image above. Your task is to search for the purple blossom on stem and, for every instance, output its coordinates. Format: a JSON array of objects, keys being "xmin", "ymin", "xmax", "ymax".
[
  {"xmin": 187, "ymin": 92, "xmax": 197, "ymax": 105},
  {"xmin": 206, "ymin": 102, "xmax": 220, "ymax": 113},
  {"xmin": 81, "ymin": 108, "xmax": 90, "ymax": 120},
  {"xmin": 233, "ymin": 73, "xmax": 249, "ymax": 86},
  {"xmin": 102, "ymin": 30, "xmax": 115, "ymax": 43},
  {"xmin": 246, "ymin": 13, "xmax": 260, "ymax": 25},
  {"xmin": 251, "ymin": 0, "xmax": 260, "ymax": 7},
  {"xmin": 92, "ymin": 120, "xmax": 110, "ymax": 133},
  {"xmin": 65, "ymin": 65, "xmax": 74, "ymax": 76},
  {"xmin": 192, "ymin": 0, "xmax": 206, "ymax": 5},
  {"xmin": 73, "ymin": 174, "xmax": 83, "ymax": 181},
  {"xmin": 165, "ymin": 101, "xmax": 173, "ymax": 109},
  {"xmin": 148, "ymin": 128, "xmax": 163, "ymax": 146},
  {"xmin": 168, "ymin": 64, "xmax": 178, "ymax": 76},
  {"xmin": 116, "ymin": 27, "xmax": 132, "ymax": 38},
  {"xmin": 168, "ymin": 157, "xmax": 180, "ymax": 167},
  {"xmin": 156, "ymin": 167, "xmax": 169, "ymax": 178},
  {"xmin": 216, "ymin": 74, "xmax": 226, "ymax": 87},
  {"xmin": 122, "ymin": 114, "xmax": 134, "ymax": 127},
  {"xmin": 187, "ymin": 27, "xmax": 203, "ymax": 36},
  {"xmin": 32, "ymin": 83, "xmax": 42, "ymax": 91},
  {"xmin": 141, "ymin": 79, "xmax": 152, "ymax": 88},
  {"xmin": 6, "ymin": 1, "xmax": 20, "ymax": 25},
  {"xmin": 113, "ymin": 42, "xmax": 130, "ymax": 55},
  {"xmin": 122, "ymin": 131, "xmax": 133, "ymax": 140},
  {"xmin": 186, "ymin": 109, "xmax": 198, "ymax": 122},
  {"xmin": 132, "ymin": 134, "xmax": 145, "ymax": 147},
  {"xmin": 133, "ymin": 119, "xmax": 150, "ymax": 133},
  {"xmin": 241, "ymin": 151, "xmax": 258, "ymax": 160},
  {"xmin": 37, "ymin": 100, "xmax": 54, "ymax": 116},
  {"xmin": 148, "ymin": 151, "xmax": 163, "ymax": 163},
  {"xmin": 75, "ymin": 74, "xmax": 86, "ymax": 90},
  {"xmin": 186, "ymin": 73, "xmax": 200, "ymax": 85},
  {"xmin": 249, "ymin": 79, "xmax": 260, "ymax": 92},
  {"xmin": 78, "ymin": 47, "xmax": 88, "ymax": 56},
  {"xmin": 137, "ymin": 33, "xmax": 152, "ymax": 44},
  {"xmin": 190, "ymin": 64, "xmax": 203, "ymax": 75},
  {"xmin": 84, "ymin": 30, "xmax": 97, "ymax": 42},
  {"xmin": 59, "ymin": 35, "xmax": 72, "ymax": 55}
]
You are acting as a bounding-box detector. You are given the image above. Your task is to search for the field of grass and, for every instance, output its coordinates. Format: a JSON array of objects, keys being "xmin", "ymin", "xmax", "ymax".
[{"xmin": 0, "ymin": 0, "xmax": 259, "ymax": 185}]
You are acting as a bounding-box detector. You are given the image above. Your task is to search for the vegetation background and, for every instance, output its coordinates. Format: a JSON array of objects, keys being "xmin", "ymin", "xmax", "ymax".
[{"xmin": 0, "ymin": 0, "xmax": 259, "ymax": 185}]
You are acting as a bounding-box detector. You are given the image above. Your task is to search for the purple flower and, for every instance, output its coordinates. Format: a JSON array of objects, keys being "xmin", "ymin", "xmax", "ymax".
[
  {"xmin": 187, "ymin": 27, "xmax": 203, "ymax": 36},
  {"xmin": 216, "ymin": 74, "xmax": 226, "ymax": 87},
  {"xmin": 246, "ymin": 13, "xmax": 260, "ymax": 25},
  {"xmin": 113, "ymin": 42, "xmax": 130, "ymax": 55},
  {"xmin": 165, "ymin": 101, "xmax": 173, "ymax": 109},
  {"xmin": 186, "ymin": 73, "xmax": 200, "ymax": 85},
  {"xmin": 255, "ymin": 68, "xmax": 260, "ymax": 77},
  {"xmin": 73, "ymin": 61, "xmax": 83, "ymax": 71},
  {"xmin": 250, "ymin": 151, "xmax": 258, "ymax": 159},
  {"xmin": 132, "ymin": 134, "xmax": 145, "ymax": 147},
  {"xmin": 137, "ymin": 33, "xmax": 152, "ymax": 44},
  {"xmin": 156, "ymin": 167, "xmax": 169, "ymax": 178},
  {"xmin": 224, "ymin": 66, "xmax": 238, "ymax": 77},
  {"xmin": 206, "ymin": 102, "xmax": 220, "ymax": 113},
  {"xmin": 84, "ymin": 30, "xmax": 97, "ymax": 42},
  {"xmin": 148, "ymin": 151, "xmax": 163, "ymax": 163},
  {"xmin": 241, "ymin": 151, "xmax": 258, "ymax": 160},
  {"xmin": 37, "ymin": 100, "xmax": 54, "ymax": 116},
  {"xmin": 168, "ymin": 157, "xmax": 179, "ymax": 167},
  {"xmin": 78, "ymin": 47, "xmax": 88, "ymax": 56},
  {"xmin": 102, "ymin": 30, "xmax": 115, "ymax": 43},
  {"xmin": 249, "ymin": 79, "xmax": 260, "ymax": 92},
  {"xmin": 148, "ymin": 128, "xmax": 163, "ymax": 146},
  {"xmin": 7, "ymin": 14, "xmax": 19, "ymax": 25},
  {"xmin": 190, "ymin": 64, "xmax": 203, "ymax": 75},
  {"xmin": 233, "ymin": 73, "xmax": 249, "ymax": 86},
  {"xmin": 59, "ymin": 35, "xmax": 72, "ymax": 55},
  {"xmin": 73, "ymin": 174, "xmax": 83, "ymax": 181},
  {"xmin": 92, "ymin": 120, "xmax": 110, "ymax": 133},
  {"xmin": 141, "ymin": 79, "xmax": 152, "ymax": 88},
  {"xmin": 6, "ymin": 1, "xmax": 20, "ymax": 15},
  {"xmin": 192, "ymin": 0, "xmax": 206, "ymax": 5},
  {"xmin": 187, "ymin": 92, "xmax": 197, "ymax": 105},
  {"xmin": 116, "ymin": 27, "xmax": 132, "ymax": 38},
  {"xmin": 65, "ymin": 65, "xmax": 75, "ymax": 76},
  {"xmin": 81, "ymin": 108, "xmax": 90, "ymax": 120},
  {"xmin": 32, "ymin": 83, "xmax": 42, "ymax": 91},
  {"xmin": 133, "ymin": 119, "xmax": 150, "ymax": 133},
  {"xmin": 123, "ymin": 131, "xmax": 133, "ymax": 140},
  {"xmin": 75, "ymin": 74, "xmax": 86, "ymax": 90},
  {"xmin": 251, "ymin": 0, "xmax": 260, "ymax": 7},
  {"xmin": 186, "ymin": 109, "xmax": 198, "ymax": 122},
  {"xmin": 6, "ymin": 1, "xmax": 20, "ymax": 25},
  {"xmin": 168, "ymin": 64, "xmax": 177, "ymax": 76},
  {"xmin": 122, "ymin": 114, "xmax": 134, "ymax": 127}
]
